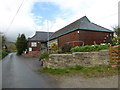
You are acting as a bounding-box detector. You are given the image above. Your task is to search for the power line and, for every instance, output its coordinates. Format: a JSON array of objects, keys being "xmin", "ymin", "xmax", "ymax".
[
  {"xmin": 95, "ymin": 13, "xmax": 118, "ymax": 22},
  {"xmin": 5, "ymin": 0, "xmax": 25, "ymax": 34}
]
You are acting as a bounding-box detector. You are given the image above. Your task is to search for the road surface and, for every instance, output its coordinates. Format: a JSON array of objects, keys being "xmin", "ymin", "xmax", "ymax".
[
  {"xmin": 2, "ymin": 53, "xmax": 119, "ymax": 88},
  {"xmin": 2, "ymin": 53, "xmax": 58, "ymax": 88}
]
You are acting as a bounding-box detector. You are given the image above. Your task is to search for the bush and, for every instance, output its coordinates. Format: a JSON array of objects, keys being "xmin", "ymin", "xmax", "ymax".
[
  {"xmin": 50, "ymin": 42, "xmax": 58, "ymax": 52},
  {"xmin": 2, "ymin": 51, "xmax": 8, "ymax": 59},
  {"xmin": 56, "ymin": 49, "xmax": 62, "ymax": 54},
  {"xmin": 112, "ymin": 37, "xmax": 120, "ymax": 46},
  {"xmin": 38, "ymin": 52, "xmax": 49, "ymax": 61},
  {"xmin": 61, "ymin": 44, "xmax": 72, "ymax": 53},
  {"xmin": 71, "ymin": 44, "xmax": 110, "ymax": 52}
]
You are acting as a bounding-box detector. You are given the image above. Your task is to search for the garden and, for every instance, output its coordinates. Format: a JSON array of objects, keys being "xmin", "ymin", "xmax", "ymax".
[{"xmin": 38, "ymin": 43, "xmax": 110, "ymax": 61}]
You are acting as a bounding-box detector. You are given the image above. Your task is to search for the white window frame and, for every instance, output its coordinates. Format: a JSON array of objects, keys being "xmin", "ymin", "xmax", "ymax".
[{"xmin": 31, "ymin": 42, "xmax": 37, "ymax": 47}]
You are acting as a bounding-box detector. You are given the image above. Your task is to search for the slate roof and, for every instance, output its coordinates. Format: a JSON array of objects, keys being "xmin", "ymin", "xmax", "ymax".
[
  {"xmin": 29, "ymin": 31, "xmax": 54, "ymax": 41},
  {"xmin": 50, "ymin": 16, "xmax": 113, "ymax": 39}
]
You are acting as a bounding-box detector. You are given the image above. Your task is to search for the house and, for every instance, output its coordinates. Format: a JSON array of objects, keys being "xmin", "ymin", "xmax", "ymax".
[
  {"xmin": 28, "ymin": 31, "xmax": 53, "ymax": 52},
  {"xmin": 48, "ymin": 16, "xmax": 114, "ymax": 48},
  {"xmin": 28, "ymin": 16, "xmax": 114, "ymax": 52}
]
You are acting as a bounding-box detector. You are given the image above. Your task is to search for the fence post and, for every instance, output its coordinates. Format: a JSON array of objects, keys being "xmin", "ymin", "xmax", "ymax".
[{"xmin": 110, "ymin": 46, "xmax": 112, "ymax": 62}]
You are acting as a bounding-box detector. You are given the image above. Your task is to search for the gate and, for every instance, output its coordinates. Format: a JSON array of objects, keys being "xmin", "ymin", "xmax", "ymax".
[{"xmin": 110, "ymin": 46, "xmax": 120, "ymax": 63}]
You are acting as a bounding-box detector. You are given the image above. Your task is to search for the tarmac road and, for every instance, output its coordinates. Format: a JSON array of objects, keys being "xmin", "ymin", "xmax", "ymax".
[{"xmin": 2, "ymin": 53, "xmax": 58, "ymax": 88}]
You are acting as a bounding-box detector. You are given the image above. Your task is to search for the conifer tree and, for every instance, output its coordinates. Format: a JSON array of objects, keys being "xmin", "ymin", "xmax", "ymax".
[{"xmin": 16, "ymin": 34, "xmax": 27, "ymax": 55}]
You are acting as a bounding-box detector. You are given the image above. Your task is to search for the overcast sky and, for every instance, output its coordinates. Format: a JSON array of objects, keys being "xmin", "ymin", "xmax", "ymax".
[{"xmin": 0, "ymin": 0, "xmax": 119, "ymax": 42}]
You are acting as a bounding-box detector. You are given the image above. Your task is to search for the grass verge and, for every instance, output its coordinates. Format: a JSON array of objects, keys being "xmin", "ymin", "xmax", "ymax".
[{"xmin": 39, "ymin": 65, "xmax": 119, "ymax": 78}]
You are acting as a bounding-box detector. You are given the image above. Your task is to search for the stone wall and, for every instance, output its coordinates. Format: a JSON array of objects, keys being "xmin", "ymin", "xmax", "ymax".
[{"xmin": 43, "ymin": 50, "xmax": 110, "ymax": 69}]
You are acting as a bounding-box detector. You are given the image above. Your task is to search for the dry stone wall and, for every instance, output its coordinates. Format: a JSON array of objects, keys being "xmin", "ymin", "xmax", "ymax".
[{"xmin": 43, "ymin": 50, "xmax": 110, "ymax": 69}]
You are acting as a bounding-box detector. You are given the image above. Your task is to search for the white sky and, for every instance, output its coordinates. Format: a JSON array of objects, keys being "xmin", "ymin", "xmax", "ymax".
[{"xmin": 0, "ymin": 0, "xmax": 119, "ymax": 42}]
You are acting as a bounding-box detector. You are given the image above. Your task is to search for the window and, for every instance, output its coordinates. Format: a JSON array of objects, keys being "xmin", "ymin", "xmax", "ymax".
[{"xmin": 31, "ymin": 42, "xmax": 37, "ymax": 47}]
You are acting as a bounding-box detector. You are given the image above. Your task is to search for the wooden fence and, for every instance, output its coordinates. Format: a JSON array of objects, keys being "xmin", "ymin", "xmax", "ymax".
[{"xmin": 110, "ymin": 46, "xmax": 120, "ymax": 63}]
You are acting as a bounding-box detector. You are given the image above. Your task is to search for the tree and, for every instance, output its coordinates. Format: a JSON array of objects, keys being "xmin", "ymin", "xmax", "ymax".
[
  {"xmin": 16, "ymin": 34, "xmax": 27, "ymax": 55},
  {"xmin": 0, "ymin": 33, "xmax": 8, "ymax": 52},
  {"xmin": 113, "ymin": 26, "xmax": 120, "ymax": 37},
  {"xmin": 0, "ymin": 32, "xmax": 9, "ymax": 59}
]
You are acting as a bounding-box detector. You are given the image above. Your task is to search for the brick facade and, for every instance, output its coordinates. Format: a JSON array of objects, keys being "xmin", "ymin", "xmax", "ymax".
[
  {"xmin": 58, "ymin": 30, "xmax": 80, "ymax": 47},
  {"xmin": 79, "ymin": 30, "xmax": 111, "ymax": 45},
  {"xmin": 50, "ymin": 29, "xmax": 112, "ymax": 48},
  {"xmin": 28, "ymin": 41, "xmax": 41, "ymax": 51}
]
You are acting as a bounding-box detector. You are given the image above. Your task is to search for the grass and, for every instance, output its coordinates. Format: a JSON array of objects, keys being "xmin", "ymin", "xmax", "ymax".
[
  {"xmin": 39, "ymin": 65, "xmax": 119, "ymax": 78},
  {"xmin": 1, "ymin": 51, "xmax": 9, "ymax": 59}
]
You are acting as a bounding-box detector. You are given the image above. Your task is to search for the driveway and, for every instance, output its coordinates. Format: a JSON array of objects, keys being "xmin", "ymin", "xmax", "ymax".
[{"xmin": 2, "ymin": 53, "xmax": 59, "ymax": 88}]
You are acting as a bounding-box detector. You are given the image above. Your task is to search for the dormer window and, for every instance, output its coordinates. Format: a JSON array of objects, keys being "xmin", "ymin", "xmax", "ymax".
[{"xmin": 31, "ymin": 42, "xmax": 37, "ymax": 47}]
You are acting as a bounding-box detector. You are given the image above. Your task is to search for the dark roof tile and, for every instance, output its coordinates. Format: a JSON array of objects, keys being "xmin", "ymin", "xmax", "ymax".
[
  {"xmin": 50, "ymin": 16, "xmax": 113, "ymax": 39},
  {"xmin": 29, "ymin": 31, "xmax": 54, "ymax": 41}
]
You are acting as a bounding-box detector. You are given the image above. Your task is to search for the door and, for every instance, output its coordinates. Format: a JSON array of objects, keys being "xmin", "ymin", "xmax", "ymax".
[{"xmin": 41, "ymin": 42, "xmax": 47, "ymax": 51}]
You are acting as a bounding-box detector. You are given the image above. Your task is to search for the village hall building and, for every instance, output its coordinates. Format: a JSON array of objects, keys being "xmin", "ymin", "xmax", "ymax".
[{"xmin": 28, "ymin": 16, "xmax": 114, "ymax": 52}]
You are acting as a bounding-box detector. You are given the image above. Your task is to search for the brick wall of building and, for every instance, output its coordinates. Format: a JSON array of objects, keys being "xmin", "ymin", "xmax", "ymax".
[
  {"xmin": 28, "ymin": 41, "xmax": 41, "ymax": 51},
  {"xmin": 79, "ymin": 30, "xmax": 111, "ymax": 45},
  {"xmin": 50, "ymin": 30, "xmax": 112, "ymax": 48},
  {"xmin": 58, "ymin": 30, "xmax": 80, "ymax": 47}
]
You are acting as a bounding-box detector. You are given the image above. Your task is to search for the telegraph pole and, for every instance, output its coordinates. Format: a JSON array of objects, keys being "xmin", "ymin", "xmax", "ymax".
[{"xmin": 47, "ymin": 20, "xmax": 49, "ymax": 53}]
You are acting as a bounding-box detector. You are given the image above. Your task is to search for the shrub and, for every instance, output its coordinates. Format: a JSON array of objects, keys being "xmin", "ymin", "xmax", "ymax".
[
  {"xmin": 50, "ymin": 42, "xmax": 58, "ymax": 52},
  {"xmin": 110, "ymin": 61, "xmax": 117, "ymax": 64},
  {"xmin": 38, "ymin": 52, "xmax": 49, "ymax": 61},
  {"xmin": 56, "ymin": 49, "xmax": 62, "ymax": 54},
  {"xmin": 2, "ymin": 51, "xmax": 8, "ymax": 59},
  {"xmin": 112, "ymin": 37, "xmax": 120, "ymax": 46},
  {"xmin": 71, "ymin": 44, "xmax": 110, "ymax": 52},
  {"xmin": 61, "ymin": 44, "xmax": 72, "ymax": 53}
]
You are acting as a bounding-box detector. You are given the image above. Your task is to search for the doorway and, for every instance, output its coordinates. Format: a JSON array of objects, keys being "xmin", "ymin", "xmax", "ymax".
[{"xmin": 41, "ymin": 42, "xmax": 47, "ymax": 52}]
